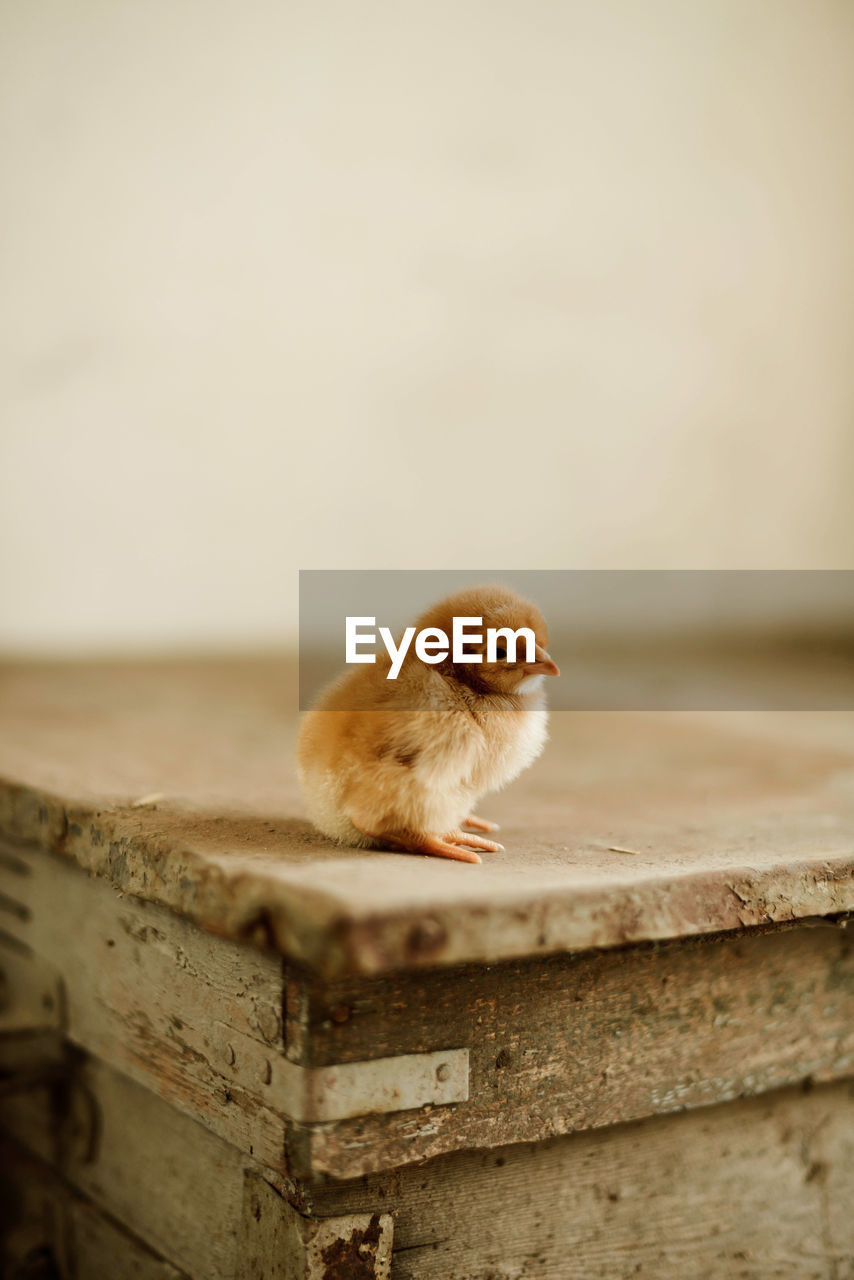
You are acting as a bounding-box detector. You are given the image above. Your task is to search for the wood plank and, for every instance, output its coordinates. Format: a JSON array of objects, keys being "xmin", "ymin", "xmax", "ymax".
[
  {"xmin": 6, "ymin": 839, "xmax": 854, "ymax": 1181},
  {"xmin": 0, "ymin": 1136, "xmax": 190, "ymax": 1280},
  {"xmin": 311, "ymin": 1080, "xmax": 854, "ymax": 1279},
  {"xmin": 1, "ymin": 1054, "xmax": 396, "ymax": 1280},
  {"xmin": 288, "ymin": 921, "xmax": 854, "ymax": 1178},
  {"xmin": 0, "ymin": 1055, "xmax": 254, "ymax": 1280},
  {"xmin": 9, "ymin": 1066, "xmax": 854, "ymax": 1279},
  {"xmin": 2, "ymin": 660, "xmax": 854, "ymax": 977},
  {"xmin": 242, "ymin": 1173, "xmax": 393, "ymax": 1280},
  {"xmin": 0, "ymin": 942, "xmax": 64, "ymax": 1036},
  {"xmin": 0, "ymin": 845, "xmax": 291, "ymax": 1174}
]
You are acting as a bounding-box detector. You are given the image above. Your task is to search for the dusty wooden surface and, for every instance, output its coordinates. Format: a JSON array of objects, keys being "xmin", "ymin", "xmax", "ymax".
[
  {"xmin": 2, "ymin": 658, "xmax": 854, "ymax": 975},
  {"xmin": 1, "ymin": 1053, "xmax": 250, "ymax": 1280},
  {"xmin": 7, "ymin": 840, "xmax": 854, "ymax": 1180},
  {"xmin": 0, "ymin": 1053, "xmax": 395, "ymax": 1280},
  {"xmin": 0, "ymin": 844, "xmax": 291, "ymax": 1175},
  {"xmin": 313, "ymin": 1080, "xmax": 854, "ymax": 1280},
  {"xmin": 6, "ymin": 1045, "xmax": 854, "ymax": 1279},
  {"xmin": 285, "ymin": 920, "xmax": 854, "ymax": 1179},
  {"xmin": 0, "ymin": 1137, "xmax": 189, "ymax": 1280}
]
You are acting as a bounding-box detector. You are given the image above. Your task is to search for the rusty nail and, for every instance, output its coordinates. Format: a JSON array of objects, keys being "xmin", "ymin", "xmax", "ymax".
[{"xmin": 260, "ymin": 1059, "xmax": 272, "ymax": 1086}]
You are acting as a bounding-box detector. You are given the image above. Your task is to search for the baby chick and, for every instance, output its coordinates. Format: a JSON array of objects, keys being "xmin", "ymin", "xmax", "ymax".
[{"xmin": 297, "ymin": 585, "xmax": 559, "ymax": 863}]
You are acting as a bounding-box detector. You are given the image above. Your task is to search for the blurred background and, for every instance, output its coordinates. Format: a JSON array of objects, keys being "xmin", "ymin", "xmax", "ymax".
[{"xmin": 2, "ymin": 0, "xmax": 853, "ymax": 657}]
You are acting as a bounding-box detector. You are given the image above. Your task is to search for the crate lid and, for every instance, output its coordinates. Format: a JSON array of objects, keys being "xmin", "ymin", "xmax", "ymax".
[{"xmin": 2, "ymin": 658, "xmax": 854, "ymax": 977}]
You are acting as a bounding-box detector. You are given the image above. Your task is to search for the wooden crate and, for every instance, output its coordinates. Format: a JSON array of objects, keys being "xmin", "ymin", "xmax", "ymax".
[{"xmin": 2, "ymin": 660, "xmax": 854, "ymax": 1277}]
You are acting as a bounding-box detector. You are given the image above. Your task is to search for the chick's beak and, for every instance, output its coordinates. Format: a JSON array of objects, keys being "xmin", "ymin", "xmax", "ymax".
[{"xmin": 527, "ymin": 643, "xmax": 560, "ymax": 677}]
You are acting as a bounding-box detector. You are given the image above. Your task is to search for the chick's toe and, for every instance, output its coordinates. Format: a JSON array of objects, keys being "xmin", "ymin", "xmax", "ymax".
[
  {"xmin": 354, "ymin": 825, "xmax": 504, "ymax": 863},
  {"xmin": 462, "ymin": 814, "xmax": 500, "ymax": 833}
]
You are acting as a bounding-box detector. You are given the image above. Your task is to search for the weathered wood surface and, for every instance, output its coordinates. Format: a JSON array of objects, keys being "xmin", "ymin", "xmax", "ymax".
[
  {"xmin": 1, "ymin": 659, "xmax": 854, "ymax": 976},
  {"xmin": 243, "ymin": 1174, "xmax": 393, "ymax": 1280},
  {"xmin": 0, "ymin": 1054, "xmax": 396, "ymax": 1280},
  {"xmin": 1, "ymin": 1054, "xmax": 251, "ymax": 1280},
  {"xmin": 313, "ymin": 1080, "xmax": 854, "ymax": 1280},
  {"xmin": 0, "ymin": 1137, "xmax": 190, "ymax": 1279},
  {"xmin": 7, "ymin": 1045, "xmax": 854, "ymax": 1279},
  {"xmin": 286, "ymin": 919, "xmax": 854, "ymax": 1178},
  {"xmin": 6, "ymin": 840, "xmax": 854, "ymax": 1180},
  {"xmin": 0, "ymin": 845, "xmax": 467, "ymax": 1180},
  {"xmin": 0, "ymin": 842, "xmax": 291, "ymax": 1175}
]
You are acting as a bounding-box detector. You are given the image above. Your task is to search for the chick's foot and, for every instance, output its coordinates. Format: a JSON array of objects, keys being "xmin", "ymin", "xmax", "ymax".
[
  {"xmin": 462, "ymin": 814, "xmax": 500, "ymax": 833},
  {"xmin": 422, "ymin": 829, "xmax": 505, "ymax": 863},
  {"xmin": 359, "ymin": 826, "xmax": 503, "ymax": 864}
]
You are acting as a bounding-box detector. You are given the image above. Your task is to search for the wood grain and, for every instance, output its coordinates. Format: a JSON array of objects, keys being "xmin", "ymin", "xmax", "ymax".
[
  {"xmin": 1, "ymin": 1136, "xmax": 191, "ymax": 1280},
  {"xmin": 2, "ymin": 660, "xmax": 854, "ymax": 976},
  {"xmin": 0, "ymin": 842, "xmax": 291, "ymax": 1174},
  {"xmin": 6, "ymin": 1052, "xmax": 854, "ymax": 1278},
  {"xmin": 0, "ymin": 1055, "xmax": 251, "ymax": 1280},
  {"xmin": 313, "ymin": 1080, "xmax": 854, "ymax": 1280},
  {"xmin": 6, "ymin": 841, "xmax": 854, "ymax": 1181},
  {"xmin": 290, "ymin": 922, "xmax": 854, "ymax": 1178}
]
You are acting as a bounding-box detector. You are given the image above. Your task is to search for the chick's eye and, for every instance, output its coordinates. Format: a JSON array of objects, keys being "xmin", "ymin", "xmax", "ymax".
[{"xmin": 494, "ymin": 646, "xmax": 507, "ymax": 662}]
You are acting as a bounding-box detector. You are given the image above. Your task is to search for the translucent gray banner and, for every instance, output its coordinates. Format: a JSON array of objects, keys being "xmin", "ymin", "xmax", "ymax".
[{"xmin": 299, "ymin": 570, "xmax": 854, "ymax": 710}]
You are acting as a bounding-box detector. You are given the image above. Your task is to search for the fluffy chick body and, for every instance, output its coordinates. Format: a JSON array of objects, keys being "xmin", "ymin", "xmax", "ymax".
[{"xmin": 297, "ymin": 586, "xmax": 558, "ymax": 862}]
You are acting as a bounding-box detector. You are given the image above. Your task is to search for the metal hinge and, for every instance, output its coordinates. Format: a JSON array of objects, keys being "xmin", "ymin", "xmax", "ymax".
[{"xmin": 215, "ymin": 1023, "xmax": 469, "ymax": 1123}]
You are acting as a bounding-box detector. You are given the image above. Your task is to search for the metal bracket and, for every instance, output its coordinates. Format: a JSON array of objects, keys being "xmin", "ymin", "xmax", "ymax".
[{"xmin": 216, "ymin": 1024, "xmax": 469, "ymax": 1123}]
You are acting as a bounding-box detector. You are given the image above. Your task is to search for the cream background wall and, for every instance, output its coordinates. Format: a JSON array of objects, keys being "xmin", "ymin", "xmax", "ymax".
[{"xmin": 2, "ymin": 0, "xmax": 853, "ymax": 654}]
